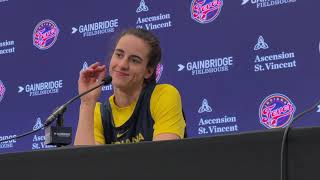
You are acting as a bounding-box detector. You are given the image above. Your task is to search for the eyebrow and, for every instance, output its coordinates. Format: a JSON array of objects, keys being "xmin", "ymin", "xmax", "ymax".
[
  {"xmin": 114, "ymin": 48, "xmax": 124, "ymax": 53},
  {"xmin": 114, "ymin": 48, "xmax": 144, "ymax": 62}
]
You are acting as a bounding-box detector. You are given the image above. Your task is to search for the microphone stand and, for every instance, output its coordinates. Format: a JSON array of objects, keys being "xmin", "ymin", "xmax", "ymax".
[
  {"xmin": 44, "ymin": 76, "xmax": 112, "ymax": 147},
  {"xmin": 44, "ymin": 106, "xmax": 69, "ymax": 147},
  {"xmin": 280, "ymin": 98, "xmax": 320, "ymax": 180}
]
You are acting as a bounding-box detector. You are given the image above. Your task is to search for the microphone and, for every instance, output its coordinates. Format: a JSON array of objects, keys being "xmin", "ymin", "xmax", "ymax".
[
  {"xmin": 44, "ymin": 75, "xmax": 112, "ymax": 146},
  {"xmin": 44, "ymin": 75, "xmax": 112, "ymax": 126},
  {"xmin": 44, "ymin": 76, "xmax": 112, "ymax": 147},
  {"xmin": 0, "ymin": 76, "xmax": 112, "ymax": 144}
]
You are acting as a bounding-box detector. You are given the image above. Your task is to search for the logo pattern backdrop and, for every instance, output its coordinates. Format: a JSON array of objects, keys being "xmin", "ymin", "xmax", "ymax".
[
  {"xmin": 259, "ymin": 94, "xmax": 296, "ymax": 129},
  {"xmin": 0, "ymin": 0, "xmax": 319, "ymax": 153},
  {"xmin": 33, "ymin": 19, "xmax": 59, "ymax": 50},
  {"xmin": 191, "ymin": 0, "xmax": 223, "ymax": 24},
  {"xmin": 0, "ymin": 80, "xmax": 5, "ymax": 103}
]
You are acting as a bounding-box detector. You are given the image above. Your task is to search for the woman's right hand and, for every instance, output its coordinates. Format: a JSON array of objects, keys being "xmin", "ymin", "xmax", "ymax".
[{"xmin": 78, "ymin": 62, "xmax": 106, "ymax": 104}]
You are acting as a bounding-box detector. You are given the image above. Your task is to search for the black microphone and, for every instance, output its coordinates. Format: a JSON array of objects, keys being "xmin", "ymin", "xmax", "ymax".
[
  {"xmin": 44, "ymin": 75, "xmax": 112, "ymax": 146},
  {"xmin": 0, "ymin": 76, "xmax": 112, "ymax": 144},
  {"xmin": 44, "ymin": 75, "xmax": 112, "ymax": 126}
]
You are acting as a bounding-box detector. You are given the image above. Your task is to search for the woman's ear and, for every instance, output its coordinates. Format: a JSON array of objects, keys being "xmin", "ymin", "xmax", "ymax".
[{"xmin": 144, "ymin": 67, "xmax": 154, "ymax": 79}]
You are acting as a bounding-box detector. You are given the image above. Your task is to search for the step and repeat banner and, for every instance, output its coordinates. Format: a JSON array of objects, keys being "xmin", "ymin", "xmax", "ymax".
[{"xmin": 0, "ymin": 0, "xmax": 319, "ymax": 153}]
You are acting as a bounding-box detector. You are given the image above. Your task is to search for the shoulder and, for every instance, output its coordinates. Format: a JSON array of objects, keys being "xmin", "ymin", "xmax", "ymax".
[
  {"xmin": 150, "ymin": 84, "xmax": 186, "ymax": 139},
  {"xmin": 152, "ymin": 84, "xmax": 181, "ymax": 99},
  {"xmin": 150, "ymin": 84, "xmax": 182, "ymax": 115}
]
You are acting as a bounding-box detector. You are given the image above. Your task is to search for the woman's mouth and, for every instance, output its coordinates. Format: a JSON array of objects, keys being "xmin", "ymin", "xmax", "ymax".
[{"xmin": 114, "ymin": 70, "xmax": 129, "ymax": 77}]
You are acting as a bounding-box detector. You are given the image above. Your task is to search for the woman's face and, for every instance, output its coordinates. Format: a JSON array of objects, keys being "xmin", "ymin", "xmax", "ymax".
[{"xmin": 109, "ymin": 34, "xmax": 153, "ymax": 91}]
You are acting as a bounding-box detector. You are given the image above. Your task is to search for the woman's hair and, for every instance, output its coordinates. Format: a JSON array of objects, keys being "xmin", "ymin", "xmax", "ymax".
[{"xmin": 112, "ymin": 28, "xmax": 162, "ymax": 84}]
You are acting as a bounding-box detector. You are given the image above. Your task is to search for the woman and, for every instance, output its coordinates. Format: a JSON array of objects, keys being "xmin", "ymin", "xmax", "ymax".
[{"xmin": 74, "ymin": 28, "xmax": 186, "ymax": 145}]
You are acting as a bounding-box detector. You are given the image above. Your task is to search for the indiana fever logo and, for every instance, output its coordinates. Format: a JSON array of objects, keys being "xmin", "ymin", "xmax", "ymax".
[
  {"xmin": 0, "ymin": 80, "xmax": 5, "ymax": 103},
  {"xmin": 156, "ymin": 64, "xmax": 163, "ymax": 82},
  {"xmin": 33, "ymin": 19, "xmax": 59, "ymax": 50},
  {"xmin": 259, "ymin": 94, "xmax": 296, "ymax": 129},
  {"xmin": 191, "ymin": 0, "xmax": 223, "ymax": 24}
]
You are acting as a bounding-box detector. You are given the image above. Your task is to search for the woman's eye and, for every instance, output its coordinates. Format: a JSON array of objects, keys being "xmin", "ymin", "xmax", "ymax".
[
  {"xmin": 115, "ymin": 53, "xmax": 123, "ymax": 58},
  {"xmin": 132, "ymin": 59, "xmax": 141, "ymax": 64}
]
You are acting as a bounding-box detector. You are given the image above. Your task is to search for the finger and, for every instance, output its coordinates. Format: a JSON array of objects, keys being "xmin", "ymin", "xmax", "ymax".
[
  {"xmin": 97, "ymin": 66, "xmax": 107, "ymax": 81},
  {"xmin": 86, "ymin": 64, "xmax": 106, "ymax": 74},
  {"xmin": 88, "ymin": 62, "xmax": 101, "ymax": 69},
  {"xmin": 81, "ymin": 69, "xmax": 95, "ymax": 78},
  {"xmin": 80, "ymin": 71, "xmax": 98, "ymax": 83},
  {"xmin": 80, "ymin": 63, "xmax": 105, "ymax": 82},
  {"xmin": 90, "ymin": 65, "xmax": 106, "ymax": 77},
  {"xmin": 94, "ymin": 64, "xmax": 106, "ymax": 72}
]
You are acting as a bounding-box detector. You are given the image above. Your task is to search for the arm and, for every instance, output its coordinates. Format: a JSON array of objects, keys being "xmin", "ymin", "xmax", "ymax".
[
  {"xmin": 153, "ymin": 133, "xmax": 180, "ymax": 141},
  {"xmin": 151, "ymin": 84, "xmax": 186, "ymax": 141},
  {"xmin": 74, "ymin": 102, "xmax": 97, "ymax": 145},
  {"xmin": 74, "ymin": 62, "xmax": 106, "ymax": 145}
]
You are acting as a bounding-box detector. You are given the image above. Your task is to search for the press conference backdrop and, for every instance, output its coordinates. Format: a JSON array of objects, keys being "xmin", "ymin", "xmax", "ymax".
[{"xmin": 0, "ymin": 0, "xmax": 319, "ymax": 153}]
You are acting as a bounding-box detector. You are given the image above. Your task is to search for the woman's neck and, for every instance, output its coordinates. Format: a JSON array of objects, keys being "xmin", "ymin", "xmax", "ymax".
[{"xmin": 113, "ymin": 84, "xmax": 144, "ymax": 107}]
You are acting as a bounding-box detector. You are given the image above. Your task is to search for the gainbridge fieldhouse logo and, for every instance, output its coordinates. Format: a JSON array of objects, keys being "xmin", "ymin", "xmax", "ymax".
[
  {"xmin": 241, "ymin": 0, "xmax": 297, "ymax": 8},
  {"xmin": 0, "ymin": 134, "xmax": 16, "ymax": 149},
  {"xmin": 191, "ymin": 0, "xmax": 223, "ymax": 24},
  {"xmin": 0, "ymin": 80, "xmax": 6, "ymax": 103},
  {"xmin": 33, "ymin": 19, "xmax": 59, "ymax": 50},
  {"xmin": 178, "ymin": 56, "xmax": 233, "ymax": 76},
  {"xmin": 259, "ymin": 93, "xmax": 296, "ymax": 129},
  {"xmin": 71, "ymin": 19, "xmax": 119, "ymax": 38},
  {"xmin": 18, "ymin": 80, "xmax": 63, "ymax": 97}
]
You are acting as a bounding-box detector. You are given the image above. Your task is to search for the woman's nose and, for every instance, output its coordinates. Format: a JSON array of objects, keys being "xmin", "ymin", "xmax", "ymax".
[{"xmin": 118, "ymin": 58, "xmax": 129, "ymax": 70}]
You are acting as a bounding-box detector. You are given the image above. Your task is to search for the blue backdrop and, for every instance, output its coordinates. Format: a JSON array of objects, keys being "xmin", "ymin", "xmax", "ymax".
[{"xmin": 0, "ymin": 0, "xmax": 319, "ymax": 153}]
